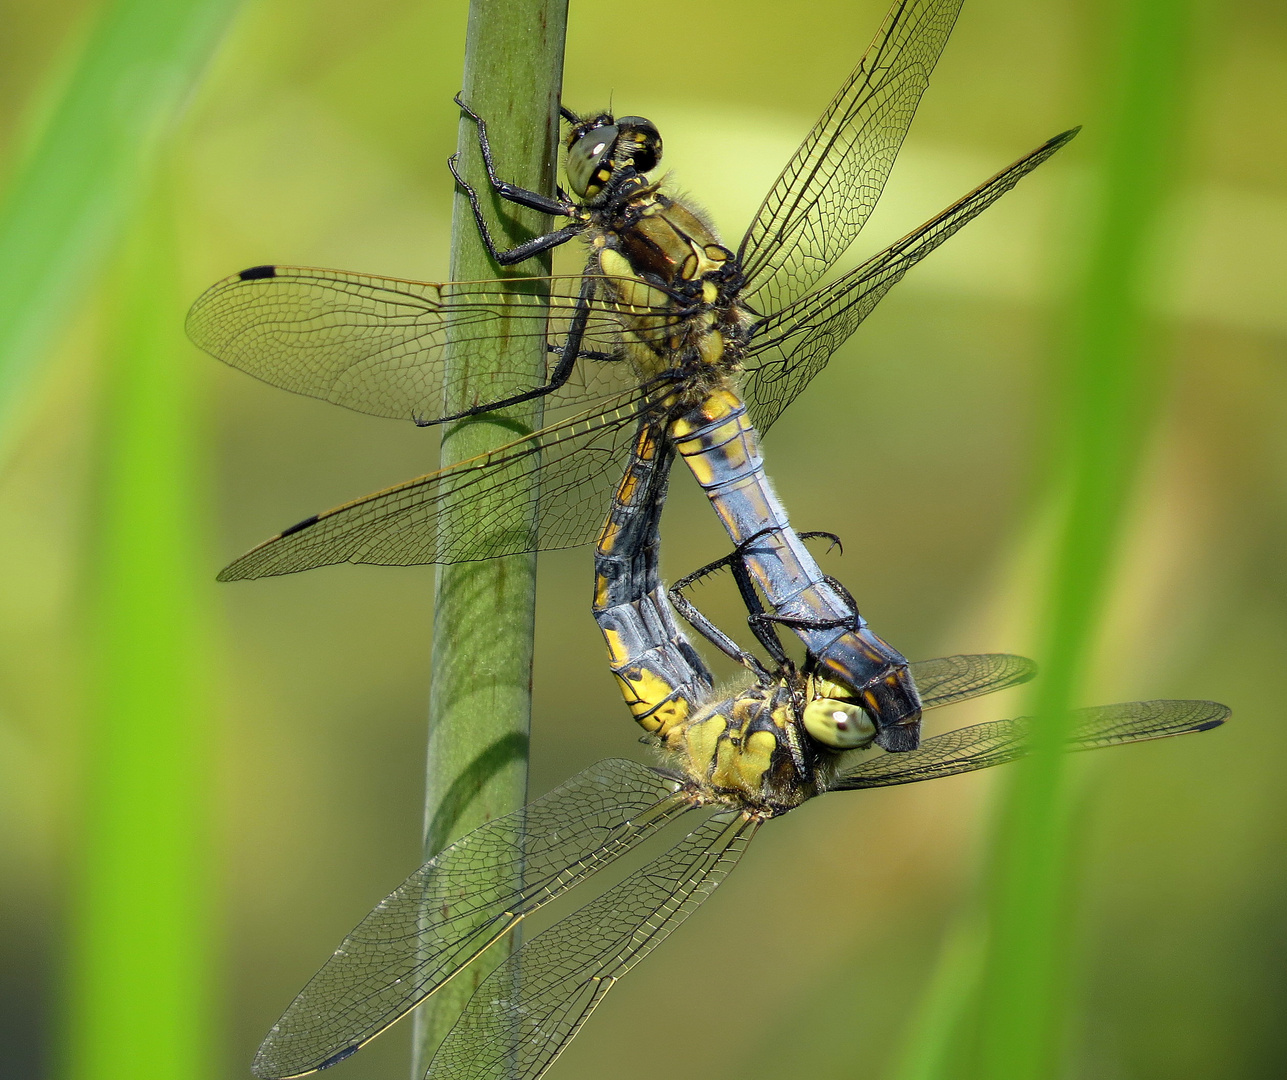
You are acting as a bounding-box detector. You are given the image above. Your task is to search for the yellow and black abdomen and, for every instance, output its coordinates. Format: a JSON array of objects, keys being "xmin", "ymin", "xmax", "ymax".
[
  {"xmin": 669, "ymin": 389, "xmax": 923, "ymax": 752},
  {"xmin": 593, "ymin": 421, "xmax": 713, "ymax": 738}
]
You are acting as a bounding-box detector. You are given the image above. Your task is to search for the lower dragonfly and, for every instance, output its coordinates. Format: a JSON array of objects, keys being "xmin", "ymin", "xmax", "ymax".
[{"xmin": 249, "ymin": 427, "xmax": 1229, "ymax": 1080}]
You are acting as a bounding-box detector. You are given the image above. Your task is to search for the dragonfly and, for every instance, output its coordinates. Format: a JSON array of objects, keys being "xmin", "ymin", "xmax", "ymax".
[
  {"xmin": 249, "ymin": 412, "xmax": 1229, "ymax": 1080},
  {"xmin": 188, "ymin": 0, "xmax": 1077, "ymax": 751}
]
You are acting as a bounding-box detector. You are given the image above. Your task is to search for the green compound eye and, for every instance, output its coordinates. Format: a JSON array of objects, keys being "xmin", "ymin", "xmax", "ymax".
[
  {"xmin": 566, "ymin": 123, "xmax": 619, "ymax": 198},
  {"xmin": 802, "ymin": 698, "xmax": 877, "ymax": 750}
]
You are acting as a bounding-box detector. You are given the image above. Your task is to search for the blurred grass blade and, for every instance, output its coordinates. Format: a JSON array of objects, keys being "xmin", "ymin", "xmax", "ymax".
[
  {"xmin": 66, "ymin": 181, "xmax": 217, "ymax": 1080},
  {"xmin": 411, "ymin": 0, "xmax": 568, "ymax": 1072},
  {"xmin": 964, "ymin": 0, "xmax": 1203, "ymax": 1078},
  {"xmin": 0, "ymin": 0, "xmax": 244, "ymax": 452},
  {"xmin": 888, "ymin": 919, "xmax": 984, "ymax": 1080}
]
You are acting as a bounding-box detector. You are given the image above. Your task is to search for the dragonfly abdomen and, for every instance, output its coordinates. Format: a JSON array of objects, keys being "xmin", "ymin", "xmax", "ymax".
[
  {"xmin": 669, "ymin": 387, "xmax": 923, "ymax": 750},
  {"xmin": 595, "ymin": 421, "xmax": 714, "ymax": 738}
]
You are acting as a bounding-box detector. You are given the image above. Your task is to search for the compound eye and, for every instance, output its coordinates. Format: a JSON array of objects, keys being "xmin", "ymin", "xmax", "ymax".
[
  {"xmin": 614, "ymin": 116, "xmax": 662, "ymax": 173},
  {"xmin": 802, "ymin": 698, "xmax": 877, "ymax": 750},
  {"xmin": 566, "ymin": 123, "xmax": 619, "ymax": 198}
]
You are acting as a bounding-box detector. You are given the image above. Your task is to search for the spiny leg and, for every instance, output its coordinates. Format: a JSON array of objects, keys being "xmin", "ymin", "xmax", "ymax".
[
  {"xmin": 668, "ymin": 552, "xmax": 781, "ymax": 679},
  {"xmin": 673, "ymin": 529, "xmax": 853, "ymax": 665},
  {"xmin": 417, "ymin": 273, "xmax": 600, "ymax": 425},
  {"xmin": 450, "ymin": 93, "xmax": 582, "ymax": 266}
]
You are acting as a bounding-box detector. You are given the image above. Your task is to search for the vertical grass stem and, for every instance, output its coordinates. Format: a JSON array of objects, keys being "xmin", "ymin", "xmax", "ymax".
[{"xmin": 411, "ymin": 2, "xmax": 569, "ymax": 1074}]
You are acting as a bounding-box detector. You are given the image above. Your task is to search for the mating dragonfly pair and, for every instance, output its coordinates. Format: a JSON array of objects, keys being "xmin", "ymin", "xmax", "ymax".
[
  {"xmin": 190, "ymin": 0, "xmax": 1078, "ymax": 750},
  {"xmin": 190, "ymin": 0, "xmax": 1229, "ymax": 1076}
]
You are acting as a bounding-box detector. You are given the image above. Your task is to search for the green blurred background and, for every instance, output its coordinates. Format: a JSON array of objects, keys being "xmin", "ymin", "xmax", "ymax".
[{"xmin": 0, "ymin": 0, "xmax": 1282, "ymax": 1078}]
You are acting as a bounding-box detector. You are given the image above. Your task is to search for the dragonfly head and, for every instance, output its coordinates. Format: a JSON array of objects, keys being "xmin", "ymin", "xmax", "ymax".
[
  {"xmin": 801, "ymin": 695, "xmax": 877, "ymax": 750},
  {"xmin": 813, "ymin": 650, "xmax": 924, "ymax": 753},
  {"xmin": 564, "ymin": 112, "xmax": 663, "ymax": 203}
]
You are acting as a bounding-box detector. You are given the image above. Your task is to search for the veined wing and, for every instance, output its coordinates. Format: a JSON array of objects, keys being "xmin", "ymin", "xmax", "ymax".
[
  {"xmin": 252, "ymin": 760, "xmax": 694, "ymax": 1080},
  {"xmin": 737, "ymin": 0, "xmax": 963, "ymax": 314},
  {"xmin": 741, "ymin": 127, "xmax": 1078, "ymax": 434},
  {"xmin": 218, "ymin": 389, "xmax": 654, "ymax": 579},
  {"xmin": 911, "ymin": 654, "xmax": 1037, "ymax": 711},
  {"xmin": 833, "ymin": 700, "xmax": 1230, "ymax": 791},
  {"xmin": 187, "ymin": 267, "xmax": 665, "ymax": 422},
  {"xmin": 425, "ymin": 811, "xmax": 759, "ymax": 1080}
]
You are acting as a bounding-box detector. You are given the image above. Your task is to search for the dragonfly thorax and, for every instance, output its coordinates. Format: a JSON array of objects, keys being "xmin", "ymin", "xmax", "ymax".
[
  {"xmin": 664, "ymin": 674, "xmax": 867, "ymax": 813},
  {"xmin": 591, "ymin": 190, "xmax": 748, "ymax": 387}
]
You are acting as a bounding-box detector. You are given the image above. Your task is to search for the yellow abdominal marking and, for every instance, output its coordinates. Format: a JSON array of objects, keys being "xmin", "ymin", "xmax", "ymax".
[
  {"xmin": 601, "ymin": 641, "xmax": 693, "ymax": 736},
  {"xmin": 670, "ymin": 388, "xmax": 742, "ymax": 440},
  {"xmin": 600, "ymin": 626, "xmax": 630, "ymax": 667},
  {"xmin": 621, "ymin": 667, "xmax": 682, "ymax": 716},
  {"xmin": 682, "ymin": 447, "xmax": 716, "ymax": 486}
]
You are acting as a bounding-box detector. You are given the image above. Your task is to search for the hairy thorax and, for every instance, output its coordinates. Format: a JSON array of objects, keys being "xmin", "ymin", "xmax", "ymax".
[
  {"xmin": 587, "ymin": 186, "xmax": 750, "ymax": 395},
  {"xmin": 660, "ymin": 678, "xmax": 841, "ymax": 815}
]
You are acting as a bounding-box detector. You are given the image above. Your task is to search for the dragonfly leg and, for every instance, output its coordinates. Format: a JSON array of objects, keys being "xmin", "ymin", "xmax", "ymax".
[
  {"xmin": 747, "ymin": 566, "xmax": 864, "ymax": 636},
  {"xmin": 690, "ymin": 526, "xmax": 862, "ymax": 651},
  {"xmin": 450, "ymin": 94, "xmax": 584, "ymax": 267},
  {"xmin": 731, "ymin": 526, "xmax": 844, "ymax": 561},
  {"xmin": 669, "ymin": 526, "xmax": 852, "ymax": 672},
  {"xmin": 454, "ymin": 93, "xmax": 574, "ymax": 217},
  {"xmin": 448, "ymin": 153, "xmax": 582, "ymax": 266},
  {"xmin": 547, "ymin": 344, "xmax": 616, "ymax": 362},
  {"xmin": 750, "ymin": 607, "xmax": 858, "ymax": 635},
  {"xmin": 725, "ymin": 527, "xmax": 853, "ymax": 656},
  {"xmin": 428, "ymin": 274, "xmax": 597, "ymax": 424},
  {"xmin": 797, "ymin": 530, "xmax": 844, "ymax": 556},
  {"xmin": 669, "ymin": 555, "xmax": 784, "ymax": 679}
]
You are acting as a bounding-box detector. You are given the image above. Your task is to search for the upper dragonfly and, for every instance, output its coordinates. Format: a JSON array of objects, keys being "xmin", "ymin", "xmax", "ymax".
[{"xmin": 188, "ymin": 0, "xmax": 1076, "ymax": 748}]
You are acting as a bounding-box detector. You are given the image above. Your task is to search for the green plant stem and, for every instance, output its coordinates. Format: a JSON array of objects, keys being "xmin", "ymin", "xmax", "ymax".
[
  {"xmin": 410, "ymin": 1, "xmax": 568, "ymax": 1074},
  {"xmin": 65, "ymin": 184, "xmax": 215, "ymax": 1080},
  {"xmin": 0, "ymin": 0, "xmax": 243, "ymax": 455},
  {"xmin": 965, "ymin": 1, "xmax": 1200, "ymax": 1078}
]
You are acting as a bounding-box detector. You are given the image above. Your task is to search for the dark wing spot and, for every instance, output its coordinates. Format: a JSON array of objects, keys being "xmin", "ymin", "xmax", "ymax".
[
  {"xmin": 238, "ymin": 264, "xmax": 278, "ymax": 280},
  {"xmin": 279, "ymin": 514, "xmax": 319, "ymax": 538},
  {"xmin": 318, "ymin": 1044, "xmax": 360, "ymax": 1070}
]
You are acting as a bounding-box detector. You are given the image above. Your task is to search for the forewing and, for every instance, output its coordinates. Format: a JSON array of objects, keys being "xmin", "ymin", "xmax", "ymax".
[
  {"xmin": 741, "ymin": 128, "xmax": 1078, "ymax": 433},
  {"xmin": 425, "ymin": 812, "xmax": 759, "ymax": 1080},
  {"xmin": 738, "ymin": 0, "xmax": 964, "ymax": 313},
  {"xmin": 911, "ymin": 654, "xmax": 1038, "ymax": 711},
  {"xmin": 252, "ymin": 760, "xmax": 691, "ymax": 1080},
  {"xmin": 218, "ymin": 391, "xmax": 651, "ymax": 579},
  {"xmin": 187, "ymin": 267, "xmax": 645, "ymax": 421},
  {"xmin": 834, "ymin": 699, "xmax": 1230, "ymax": 790}
]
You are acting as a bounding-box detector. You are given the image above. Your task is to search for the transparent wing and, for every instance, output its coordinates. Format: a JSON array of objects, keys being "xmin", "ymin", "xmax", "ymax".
[
  {"xmin": 425, "ymin": 812, "xmax": 759, "ymax": 1080},
  {"xmin": 252, "ymin": 760, "xmax": 693, "ymax": 1080},
  {"xmin": 741, "ymin": 128, "xmax": 1078, "ymax": 433},
  {"xmin": 737, "ymin": 0, "xmax": 963, "ymax": 314},
  {"xmin": 218, "ymin": 391, "xmax": 655, "ymax": 579},
  {"xmin": 911, "ymin": 654, "xmax": 1037, "ymax": 711},
  {"xmin": 187, "ymin": 266, "xmax": 661, "ymax": 422},
  {"xmin": 834, "ymin": 699, "xmax": 1230, "ymax": 790}
]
